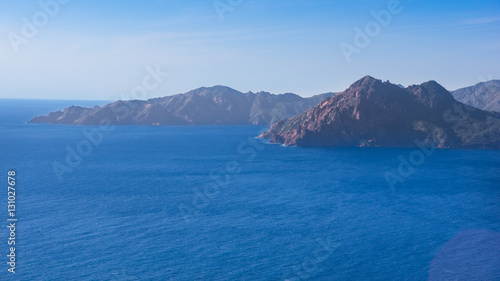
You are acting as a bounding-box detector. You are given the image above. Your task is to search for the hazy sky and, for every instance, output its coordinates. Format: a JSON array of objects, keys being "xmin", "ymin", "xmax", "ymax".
[{"xmin": 1, "ymin": 0, "xmax": 499, "ymax": 100}]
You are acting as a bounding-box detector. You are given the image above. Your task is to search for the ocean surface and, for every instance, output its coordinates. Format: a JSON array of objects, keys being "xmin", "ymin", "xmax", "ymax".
[{"xmin": 1, "ymin": 99, "xmax": 499, "ymax": 281}]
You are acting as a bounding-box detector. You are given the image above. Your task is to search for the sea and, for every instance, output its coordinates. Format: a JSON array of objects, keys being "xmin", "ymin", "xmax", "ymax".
[{"xmin": 0, "ymin": 99, "xmax": 499, "ymax": 281}]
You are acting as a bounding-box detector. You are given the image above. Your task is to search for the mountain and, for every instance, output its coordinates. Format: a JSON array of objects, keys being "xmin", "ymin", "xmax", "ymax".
[
  {"xmin": 259, "ymin": 76, "xmax": 500, "ymax": 149},
  {"xmin": 451, "ymin": 80, "xmax": 500, "ymax": 112},
  {"xmin": 29, "ymin": 86, "xmax": 336, "ymax": 126}
]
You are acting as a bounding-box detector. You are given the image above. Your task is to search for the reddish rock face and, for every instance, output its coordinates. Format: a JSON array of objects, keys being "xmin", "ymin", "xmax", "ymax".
[{"xmin": 260, "ymin": 76, "xmax": 500, "ymax": 149}]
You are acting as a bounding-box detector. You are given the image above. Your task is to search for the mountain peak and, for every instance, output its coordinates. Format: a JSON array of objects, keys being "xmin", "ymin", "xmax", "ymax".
[
  {"xmin": 190, "ymin": 85, "xmax": 240, "ymax": 93},
  {"xmin": 360, "ymin": 75, "xmax": 378, "ymax": 82},
  {"xmin": 260, "ymin": 76, "xmax": 500, "ymax": 149},
  {"xmin": 408, "ymin": 80, "xmax": 455, "ymax": 109},
  {"xmin": 342, "ymin": 76, "xmax": 405, "ymax": 103},
  {"xmin": 351, "ymin": 75, "xmax": 381, "ymax": 87},
  {"xmin": 420, "ymin": 80, "xmax": 448, "ymax": 92}
]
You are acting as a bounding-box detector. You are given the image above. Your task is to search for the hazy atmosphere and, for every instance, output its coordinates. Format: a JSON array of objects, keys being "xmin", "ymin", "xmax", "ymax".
[
  {"xmin": 1, "ymin": 0, "xmax": 499, "ymax": 100},
  {"xmin": 2, "ymin": 1, "xmax": 500, "ymax": 280}
]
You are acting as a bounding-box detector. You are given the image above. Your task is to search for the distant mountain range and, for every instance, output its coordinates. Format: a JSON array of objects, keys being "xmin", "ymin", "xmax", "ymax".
[
  {"xmin": 29, "ymin": 86, "xmax": 336, "ymax": 126},
  {"xmin": 29, "ymin": 77, "xmax": 500, "ymax": 149},
  {"xmin": 452, "ymin": 80, "xmax": 500, "ymax": 112},
  {"xmin": 260, "ymin": 76, "xmax": 500, "ymax": 149}
]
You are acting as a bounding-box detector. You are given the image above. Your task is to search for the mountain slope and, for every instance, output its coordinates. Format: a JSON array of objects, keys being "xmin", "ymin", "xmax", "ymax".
[
  {"xmin": 29, "ymin": 86, "xmax": 336, "ymax": 126},
  {"xmin": 452, "ymin": 80, "xmax": 500, "ymax": 112},
  {"xmin": 259, "ymin": 76, "xmax": 500, "ymax": 149}
]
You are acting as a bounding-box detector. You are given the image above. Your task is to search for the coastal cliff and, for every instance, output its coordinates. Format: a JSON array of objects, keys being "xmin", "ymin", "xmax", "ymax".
[{"xmin": 259, "ymin": 76, "xmax": 500, "ymax": 149}]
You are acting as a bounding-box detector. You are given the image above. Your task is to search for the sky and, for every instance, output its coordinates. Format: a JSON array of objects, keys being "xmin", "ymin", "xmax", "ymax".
[{"xmin": 0, "ymin": 0, "xmax": 499, "ymax": 100}]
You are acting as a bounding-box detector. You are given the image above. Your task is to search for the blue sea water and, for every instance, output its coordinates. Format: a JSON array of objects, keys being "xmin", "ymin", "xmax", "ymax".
[{"xmin": 0, "ymin": 99, "xmax": 499, "ymax": 281}]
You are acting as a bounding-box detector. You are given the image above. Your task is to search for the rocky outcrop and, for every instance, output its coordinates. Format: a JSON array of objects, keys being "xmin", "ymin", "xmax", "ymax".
[
  {"xmin": 452, "ymin": 80, "xmax": 500, "ymax": 112},
  {"xmin": 29, "ymin": 86, "xmax": 336, "ymax": 126},
  {"xmin": 259, "ymin": 76, "xmax": 500, "ymax": 149}
]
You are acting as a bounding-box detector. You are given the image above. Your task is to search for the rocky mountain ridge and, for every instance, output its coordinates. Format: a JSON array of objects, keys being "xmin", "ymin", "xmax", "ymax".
[
  {"xmin": 259, "ymin": 76, "xmax": 500, "ymax": 149},
  {"xmin": 451, "ymin": 80, "xmax": 500, "ymax": 112},
  {"xmin": 29, "ymin": 86, "xmax": 336, "ymax": 126}
]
